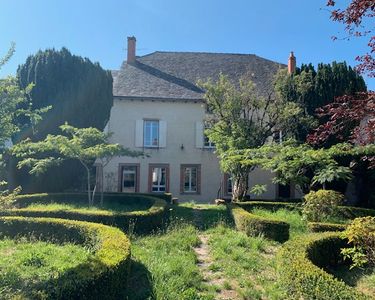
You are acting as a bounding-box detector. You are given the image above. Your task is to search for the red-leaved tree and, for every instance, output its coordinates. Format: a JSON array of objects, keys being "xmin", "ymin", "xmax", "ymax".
[{"xmin": 327, "ymin": 0, "xmax": 375, "ymax": 77}]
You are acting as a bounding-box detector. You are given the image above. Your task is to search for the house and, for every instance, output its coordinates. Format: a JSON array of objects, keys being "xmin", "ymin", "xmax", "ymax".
[{"xmin": 99, "ymin": 36, "xmax": 299, "ymax": 202}]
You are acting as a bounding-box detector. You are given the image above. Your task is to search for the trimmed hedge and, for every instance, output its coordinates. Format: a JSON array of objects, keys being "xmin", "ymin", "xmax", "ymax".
[
  {"xmin": 336, "ymin": 206, "xmax": 375, "ymax": 219},
  {"xmin": 236, "ymin": 201, "xmax": 299, "ymax": 212},
  {"xmin": 278, "ymin": 232, "xmax": 367, "ymax": 300},
  {"xmin": 2, "ymin": 192, "xmax": 168, "ymax": 234},
  {"xmin": 229, "ymin": 204, "xmax": 290, "ymax": 242},
  {"xmin": 0, "ymin": 216, "xmax": 131, "ymax": 299},
  {"xmin": 308, "ymin": 222, "xmax": 347, "ymax": 233}
]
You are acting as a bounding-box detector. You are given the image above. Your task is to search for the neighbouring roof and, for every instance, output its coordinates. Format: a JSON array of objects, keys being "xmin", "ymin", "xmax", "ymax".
[{"xmin": 112, "ymin": 51, "xmax": 286, "ymax": 101}]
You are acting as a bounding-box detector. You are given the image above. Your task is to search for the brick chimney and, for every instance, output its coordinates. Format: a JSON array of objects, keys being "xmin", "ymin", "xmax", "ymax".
[
  {"xmin": 127, "ymin": 36, "xmax": 136, "ymax": 64},
  {"xmin": 288, "ymin": 51, "xmax": 296, "ymax": 74}
]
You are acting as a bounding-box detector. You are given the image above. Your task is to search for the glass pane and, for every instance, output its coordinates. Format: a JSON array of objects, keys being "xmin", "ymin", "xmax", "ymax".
[{"xmin": 122, "ymin": 166, "xmax": 136, "ymax": 192}]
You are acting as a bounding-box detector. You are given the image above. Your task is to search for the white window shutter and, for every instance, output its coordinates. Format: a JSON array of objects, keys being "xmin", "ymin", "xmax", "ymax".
[
  {"xmin": 159, "ymin": 120, "xmax": 167, "ymax": 148},
  {"xmin": 135, "ymin": 120, "xmax": 144, "ymax": 147},
  {"xmin": 195, "ymin": 122, "xmax": 204, "ymax": 148}
]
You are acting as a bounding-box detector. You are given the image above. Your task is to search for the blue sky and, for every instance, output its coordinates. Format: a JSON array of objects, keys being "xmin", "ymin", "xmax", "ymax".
[{"xmin": 1, "ymin": 0, "xmax": 373, "ymax": 89}]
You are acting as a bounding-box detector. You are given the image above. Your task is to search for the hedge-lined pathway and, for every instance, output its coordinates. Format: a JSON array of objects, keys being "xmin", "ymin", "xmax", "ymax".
[{"xmin": 192, "ymin": 208, "xmax": 241, "ymax": 300}]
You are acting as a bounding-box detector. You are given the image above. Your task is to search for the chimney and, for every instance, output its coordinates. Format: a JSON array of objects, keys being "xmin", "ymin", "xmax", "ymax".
[
  {"xmin": 127, "ymin": 36, "xmax": 136, "ymax": 64},
  {"xmin": 288, "ymin": 51, "xmax": 296, "ymax": 74}
]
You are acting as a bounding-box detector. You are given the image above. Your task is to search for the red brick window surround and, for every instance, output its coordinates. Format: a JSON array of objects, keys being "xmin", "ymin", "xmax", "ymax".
[
  {"xmin": 118, "ymin": 163, "xmax": 140, "ymax": 193},
  {"xmin": 148, "ymin": 164, "xmax": 170, "ymax": 193},
  {"xmin": 180, "ymin": 164, "xmax": 201, "ymax": 194}
]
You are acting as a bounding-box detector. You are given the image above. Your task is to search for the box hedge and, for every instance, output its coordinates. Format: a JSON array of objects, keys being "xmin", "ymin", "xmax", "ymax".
[
  {"xmin": 0, "ymin": 216, "xmax": 131, "ymax": 299},
  {"xmin": 1, "ymin": 192, "xmax": 168, "ymax": 234},
  {"xmin": 308, "ymin": 222, "xmax": 347, "ymax": 233},
  {"xmin": 228, "ymin": 204, "xmax": 290, "ymax": 242},
  {"xmin": 236, "ymin": 201, "xmax": 300, "ymax": 212},
  {"xmin": 277, "ymin": 232, "xmax": 368, "ymax": 300}
]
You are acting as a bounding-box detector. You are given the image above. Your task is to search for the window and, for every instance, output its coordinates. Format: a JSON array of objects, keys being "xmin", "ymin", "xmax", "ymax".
[
  {"xmin": 119, "ymin": 164, "xmax": 139, "ymax": 193},
  {"xmin": 224, "ymin": 173, "xmax": 233, "ymax": 195},
  {"xmin": 203, "ymin": 123, "xmax": 215, "ymax": 148},
  {"xmin": 149, "ymin": 165, "xmax": 169, "ymax": 192},
  {"xmin": 180, "ymin": 164, "xmax": 201, "ymax": 194},
  {"xmin": 144, "ymin": 120, "xmax": 159, "ymax": 147},
  {"xmin": 273, "ymin": 130, "xmax": 283, "ymax": 144}
]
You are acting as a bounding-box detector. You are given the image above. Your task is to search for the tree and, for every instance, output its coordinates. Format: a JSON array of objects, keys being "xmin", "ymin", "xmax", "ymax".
[
  {"xmin": 12, "ymin": 48, "xmax": 113, "ymax": 192},
  {"xmin": 199, "ymin": 74, "xmax": 302, "ymax": 200},
  {"xmin": 274, "ymin": 61, "xmax": 366, "ymax": 142},
  {"xmin": 12, "ymin": 124, "xmax": 142, "ymax": 206},
  {"xmin": 327, "ymin": 0, "xmax": 375, "ymax": 77}
]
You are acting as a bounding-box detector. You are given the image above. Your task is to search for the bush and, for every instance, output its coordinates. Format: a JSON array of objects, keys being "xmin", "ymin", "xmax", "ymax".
[
  {"xmin": 0, "ymin": 216, "xmax": 131, "ymax": 299},
  {"xmin": 341, "ymin": 216, "xmax": 375, "ymax": 268},
  {"xmin": 278, "ymin": 232, "xmax": 366, "ymax": 299},
  {"xmin": 308, "ymin": 222, "xmax": 347, "ymax": 232},
  {"xmin": 302, "ymin": 190, "xmax": 344, "ymax": 222},
  {"xmin": 336, "ymin": 206, "xmax": 375, "ymax": 219},
  {"xmin": 2, "ymin": 192, "xmax": 168, "ymax": 234},
  {"xmin": 229, "ymin": 204, "xmax": 290, "ymax": 242},
  {"xmin": 237, "ymin": 201, "xmax": 299, "ymax": 212}
]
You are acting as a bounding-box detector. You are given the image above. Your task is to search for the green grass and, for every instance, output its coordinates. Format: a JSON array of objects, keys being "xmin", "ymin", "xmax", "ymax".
[
  {"xmin": 0, "ymin": 238, "xmax": 92, "ymax": 298},
  {"xmin": 206, "ymin": 224, "xmax": 287, "ymax": 299},
  {"xmin": 128, "ymin": 223, "xmax": 215, "ymax": 300},
  {"xmin": 23, "ymin": 201, "xmax": 151, "ymax": 213},
  {"xmin": 328, "ymin": 265, "xmax": 375, "ymax": 298},
  {"xmin": 251, "ymin": 208, "xmax": 308, "ymax": 238}
]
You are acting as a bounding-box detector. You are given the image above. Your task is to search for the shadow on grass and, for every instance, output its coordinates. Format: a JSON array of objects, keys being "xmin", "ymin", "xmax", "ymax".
[
  {"xmin": 168, "ymin": 203, "xmax": 233, "ymax": 231},
  {"xmin": 328, "ymin": 264, "xmax": 374, "ymax": 287},
  {"xmin": 126, "ymin": 259, "xmax": 155, "ymax": 300}
]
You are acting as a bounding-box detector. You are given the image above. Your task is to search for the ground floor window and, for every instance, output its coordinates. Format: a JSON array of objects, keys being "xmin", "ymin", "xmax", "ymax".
[
  {"xmin": 180, "ymin": 164, "xmax": 201, "ymax": 194},
  {"xmin": 224, "ymin": 173, "xmax": 233, "ymax": 196},
  {"xmin": 119, "ymin": 164, "xmax": 139, "ymax": 193},
  {"xmin": 149, "ymin": 164, "xmax": 169, "ymax": 192}
]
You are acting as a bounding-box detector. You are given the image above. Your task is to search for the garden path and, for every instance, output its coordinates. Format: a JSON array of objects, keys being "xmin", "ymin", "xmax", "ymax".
[{"xmin": 192, "ymin": 208, "xmax": 240, "ymax": 300}]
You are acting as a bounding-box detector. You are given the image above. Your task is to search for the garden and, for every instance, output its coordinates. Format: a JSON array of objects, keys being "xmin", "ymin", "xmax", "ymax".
[{"xmin": 0, "ymin": 190, "xmax": 373, "ymax": 299}]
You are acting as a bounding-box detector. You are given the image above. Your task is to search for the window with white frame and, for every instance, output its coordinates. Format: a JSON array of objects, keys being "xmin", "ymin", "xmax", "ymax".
[
  {"xmin": 121, "ymin": 165, "xmax": 138, "ymax": 193},
  {"xmin": 203, "ymin": 123, "xmax": 215, "ymax": 148},
  {"xmin": 144, "ymin": 120, "xmax": 159, "ymax": 147},
  {"xmin": 150, "ymin": 166, "xmax": 168, "ymax": 192},
  {"xmin": 225, "ymin": 174, "xmax": 233, "ymax": 195},
  {"xmin": 181, "ymin": 165, "xmax": 200, "ymax": 193}
]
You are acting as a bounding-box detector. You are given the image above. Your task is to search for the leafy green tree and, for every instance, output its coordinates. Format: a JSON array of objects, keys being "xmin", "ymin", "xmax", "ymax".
[
  {"xmin": 274, "ymin": 62, "xmax": 366, "ymax": 142},
  {"xmin": 12, "ymin": 124, "xmax": 142, "ymax": 205},
  {"xmin": 199, "ymin": 74, "xmax": 302, "ymax": 200},
  {"xmin": 13, "ymin": 48, "xmax": 113, "ymax": 192}
]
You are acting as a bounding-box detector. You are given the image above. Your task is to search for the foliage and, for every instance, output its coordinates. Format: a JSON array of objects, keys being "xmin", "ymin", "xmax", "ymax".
[
  {"xmin": 278, "ymin": 232, "xmax": 366, "ymax": 299},
  {"xmin": 2, "ymin": 192, "xmax": 167, "ymax": 234},
  {"xmin": 274, "ymin": 62, "xmax": 366, "ymax": 142},
  {"xmin": 199, "ymin": 74, "xmax": 302, "ymax": 200},
  {"xmin": 229, "ymin": 204, "xmax": 290, "ymax": 242},
  {"xmin": 12, "ymin": 124, "xmax": 142, "ymax": 205},
  {"xmin": 0, "ymin": 185, "xmax": 21, "ymax": 209},
  {"xmin": 14, "ymin": 47, "xmax": 113, "ymax": 192},
  {"xmin": 308, "ymin": 222, "xmax": 347, "ymax": 233},
  {"xmin": 327, "ymin": 0, "xmax": 375, "ymax": 77},
  {"xmin": 0, "ymin": 216, "xmax": 131, "ymax": 299},
  {"xmin": 302, "ymin": 189, "xmax": 345, "ymax": 222},
  {"xmin": 249, "ymin": 184, "xmax": 267, "ymax": 196},
  {"xmin": 341, "ymin": 216, "xmax": 375, "ymax": 269}
]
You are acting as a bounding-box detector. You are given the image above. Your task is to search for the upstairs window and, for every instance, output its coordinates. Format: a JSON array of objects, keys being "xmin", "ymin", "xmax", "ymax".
[
  {"xmin": 203, "ymin": 123, "xmax": 215, "ymax": 148},
  {"xmin": 144, "ymin": 120, "xmax": 159, "ymax": 147}
]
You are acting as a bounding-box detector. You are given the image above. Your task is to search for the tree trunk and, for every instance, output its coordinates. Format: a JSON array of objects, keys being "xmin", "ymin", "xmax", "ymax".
[
  {"xmin": 232, "ymin": 172, "xmax": 248, "ymax": 201},
  {"xmin": 100, "ymin": 164, "xmax": 104, "ymax": 207}
]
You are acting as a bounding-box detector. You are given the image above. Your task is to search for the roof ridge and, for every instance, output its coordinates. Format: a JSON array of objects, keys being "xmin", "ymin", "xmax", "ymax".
[{"xmin": 143, "ymin": 50, "xmax": 257, "ymax": 57}]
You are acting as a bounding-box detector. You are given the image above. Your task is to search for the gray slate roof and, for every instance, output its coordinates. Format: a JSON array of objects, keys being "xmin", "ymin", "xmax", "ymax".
[{"xmin": 112, "ymin": 51, "xmax": 286, "ymax": 100}]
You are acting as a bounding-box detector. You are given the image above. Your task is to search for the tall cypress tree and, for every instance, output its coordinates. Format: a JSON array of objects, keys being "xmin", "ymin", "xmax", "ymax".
[{"xmin": 11, "ymin": 48, "xmax": 113, "ymax": 192}]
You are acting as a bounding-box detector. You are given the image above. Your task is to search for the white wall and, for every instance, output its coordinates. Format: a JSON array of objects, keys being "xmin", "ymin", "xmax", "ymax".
[{"xmin": 102, "ymin": 98, "xmax": 293, "ymax": 202}]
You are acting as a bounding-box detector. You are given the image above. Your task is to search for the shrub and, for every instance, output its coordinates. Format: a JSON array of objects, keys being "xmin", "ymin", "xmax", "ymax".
[
  {"xmin": 308, "ymin": 222, "xmax": 347, "ymax": 233},
  {"xmin": 2, "ymin": 192, "xmax": 168, "ymax": 234},
  {"xmin": 0, "ymin": 216, "xmax": 131, "ymax": 299},
  {"xmin": 278, "ymin": 232, "xmax": 366, "ymax": 299},
  {"xmin": 229, "ymin": 204, "xmax": 290, "ymax": 242},
  {"xmin": 302, "ymin": 189, "xmax": 344, "ymax": 222},
  {"xmin": 237, "ymin": 201, "xmax": 299, "ymax": 212},
  {"xmin": 341, "ymin": 216, "xmax": 375, "ymax": 268},
  {"xmin": 0, "ymin": 186, "xmax": 21, "ymax": 209}
]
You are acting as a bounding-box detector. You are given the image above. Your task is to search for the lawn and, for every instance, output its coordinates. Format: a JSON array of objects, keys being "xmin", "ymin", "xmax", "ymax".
[
  {"xmin": 21, "ymin": 201, "xmax": 151, "ymax": 213},
  {"xmin": 0, "ymin": 238, "xmax": 92, "ymax": 299}
]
